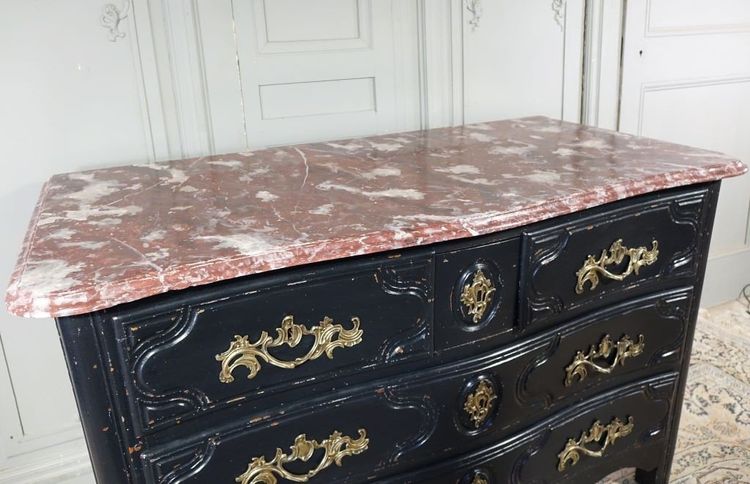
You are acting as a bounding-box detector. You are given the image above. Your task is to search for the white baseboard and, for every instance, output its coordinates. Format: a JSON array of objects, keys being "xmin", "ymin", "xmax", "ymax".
[
  {"xmin": 702, "ymin": 246, "xmax": 750, "ymax": 307},
  {"xmin": 0, "ymin": 439, "xmax": 92, "ymax": 484}
]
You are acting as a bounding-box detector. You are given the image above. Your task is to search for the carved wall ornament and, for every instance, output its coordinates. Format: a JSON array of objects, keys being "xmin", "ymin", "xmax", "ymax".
[
  {"xmin": 551, "ymin": 0, "xmax": 566, "ymax": 29},
  {"xmin": 465, "ymin": 0, "xmax": 483, "ymax": 31},
  {"xmin": 101, "ymin": 0, "xmax": 130, "ymax": 42}
]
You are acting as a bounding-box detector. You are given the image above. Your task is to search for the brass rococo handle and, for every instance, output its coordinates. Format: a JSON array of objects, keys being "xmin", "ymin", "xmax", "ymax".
[
  {"xmin": 558, "ymin": 417, "xmax": 634, "ymax": 471},
  {"xmin": 564, "ymin": 334, "xmax": 645, "ymax": 387},
  {"xmin": 216, "ymin": 315, "xmax": 363, "ymax": 383},
  {"xmin": 235, "ymin": 429, "xmax": 369, "ymax": 484},
  {"xmin": 575, "ymin": 239, "xmax": 659, "ymax": 294}
]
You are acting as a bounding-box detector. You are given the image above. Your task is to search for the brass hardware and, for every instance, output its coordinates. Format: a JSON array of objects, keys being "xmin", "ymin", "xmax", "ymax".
[
  {"xmin": 460, "ymin": 270, "xmax": 496, "ymax": 323},
  {"xmin": 575, "ymin": 239, "xmax": 659, "ymax": 294},
  {"xmin": 216, "ymin": 315, "xmax": 363, "ymax": 383},
  {"xmin": 558, "ymin": 417, "xmax": 634, "ymax": 471},
  {"xmin": 236, "ymin": 429, "xmax": 369, "ymax": 484},
  {"xmin": 464, "ymin": 380, "xmax": 497, "ymax": 429},
  {"xmin": 564, "ymin": 334, "xmax": 645, "ymax": 387},
  {"xmin": 472, "ymin": 475, "xmax": 489, "ymax": 484}
]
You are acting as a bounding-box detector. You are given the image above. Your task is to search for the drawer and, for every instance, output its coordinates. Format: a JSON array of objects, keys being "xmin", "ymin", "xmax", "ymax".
[
  {"xmin": 435, "ymin": 236, "xmax": 520, "ymax": 350},
  {"xmin": 520, "ymin": 186, "xmax": 715, "ymax": 328},
  {"xmin": 102, "ymin": 251, "xmax": 433, "ymax": 434},
  {"xmin": 388, "ymin": 372, "xmax": 677, "ymax": 484},
  {"xmin": 138, "ymin": 289, "xmax": 690, "ymax": 483}
]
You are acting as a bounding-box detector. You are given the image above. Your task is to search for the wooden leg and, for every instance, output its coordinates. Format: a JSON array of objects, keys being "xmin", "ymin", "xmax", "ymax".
[{"xmin": 635, "ymin": 467, "xmax": 661, "ymax": 484}]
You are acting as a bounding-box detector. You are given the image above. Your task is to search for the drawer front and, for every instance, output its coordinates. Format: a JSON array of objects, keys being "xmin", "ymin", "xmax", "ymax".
[
  {"xmin": 139, "ymin": 289, "xmax": 690, "ymax": 483},
  {"xmin": 520, "ymin": 186, "xmax": 714, "ymax": 327},
  {"xmin": 388, "ymin": 373, "xmax": 677, "ymax": 484},
  {"xmin": 435, "ymin": 237, "xmax": 520, "ymax": 350},
  {"xmin": 105, "ymin": 252, "xmax": 433, "ymax": 434}
]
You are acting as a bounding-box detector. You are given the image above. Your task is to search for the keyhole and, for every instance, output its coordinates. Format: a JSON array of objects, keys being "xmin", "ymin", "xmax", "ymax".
[{"xmin": 639, "ymin": 49, "xmax": 644, "ymax": 57}]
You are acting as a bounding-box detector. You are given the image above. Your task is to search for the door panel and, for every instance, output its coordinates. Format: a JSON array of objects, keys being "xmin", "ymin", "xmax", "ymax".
[
  {"xmin": 461, "ymin": 0, "xmax": 585, "ymax": 123},
  {"xmin": 232, "ymin": 0, "xmax": 421, "ymax": 147},
  {"xmin": 620, "ymin": 0, "xmax": 750, "ymax": 305}
]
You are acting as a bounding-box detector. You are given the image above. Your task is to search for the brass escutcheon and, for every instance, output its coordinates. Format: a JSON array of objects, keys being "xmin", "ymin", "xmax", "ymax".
[
  {"xmin": 460, "ymin": 270, "xmax": 496, "ymax": 324},
  {"xmin": 464, "ymin": 380, "xmax": 497, "ymax": 429}
]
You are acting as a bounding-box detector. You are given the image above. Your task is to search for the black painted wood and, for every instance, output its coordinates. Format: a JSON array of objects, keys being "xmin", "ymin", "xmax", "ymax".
[
  {"xmin": 101, "ymin": 252, "xmax": 433, "ymax": 434},
  {"xmin": 383, "ymin": 373, "xmax": 678, "ymax": 483},
  {"xmin": 435, "ymin": 236, "xmax": 520, "ymax": 350},
  {"xmin": 55, "ymin": 182, "xmax": 722, "ymax": 484}
]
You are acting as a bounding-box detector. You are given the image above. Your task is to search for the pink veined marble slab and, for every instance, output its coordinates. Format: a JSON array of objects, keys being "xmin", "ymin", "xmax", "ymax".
[{"xmin": 6, "ymin": 116, "xmax": 747, "ymax": 318}]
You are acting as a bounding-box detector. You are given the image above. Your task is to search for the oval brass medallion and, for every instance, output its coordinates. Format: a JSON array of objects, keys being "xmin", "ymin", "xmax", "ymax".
[
  {"xmin": 460, "ymin": 270, "xmax": 496, "ymax": 324},
  {"xmin": 463, "ymin": 379, "xmax": 497, "ymax": 429}
]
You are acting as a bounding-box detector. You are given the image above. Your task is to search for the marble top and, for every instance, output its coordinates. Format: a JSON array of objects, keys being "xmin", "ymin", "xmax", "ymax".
[{"xmin": 6, "ymin": 116, "xmax": 746, "ymax": 318}]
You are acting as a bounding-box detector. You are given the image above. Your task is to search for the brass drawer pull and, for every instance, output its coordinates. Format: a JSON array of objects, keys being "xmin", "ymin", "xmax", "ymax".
[
  {"xmin": 575, "ymin": 239, "xmax": 659, "ymax": 294},
  {"xmin": 461, "ymin": 270, "xmax": 496, "ymax": 323},
  {"xmin": 558, "ymin": 417, "xmax": 634, "ymax": 471},
  {"xmin": 236, "ymin": 429, "xmax": 369, "ymax": 484},
  {"xmin": 564, "ymin": 334, "xmax": 645, "ymax": 387},
  {"xmin": 464, "ymin": 380, "xmax": 497, "ymax": 429},
  {"xmin": 216, "ymin": 315, "xmax": 363, "ymax": 383}
]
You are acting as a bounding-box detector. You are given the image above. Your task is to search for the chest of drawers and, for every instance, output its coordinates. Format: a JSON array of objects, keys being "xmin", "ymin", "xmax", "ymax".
[{"xmin": 6, "ymin": 117, "xmax": 746, "ymax": 483}]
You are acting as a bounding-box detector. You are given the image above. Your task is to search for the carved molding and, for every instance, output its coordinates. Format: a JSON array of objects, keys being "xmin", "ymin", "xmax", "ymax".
[
  {"xmin": 376, "ymin": 261, "xmax": 432, "ymax": 362},
  {"xmin": 121, "ymin": 260, "xmax": 432, "ymax": 431},
  {"xmin": 383, "ymin": 387, "xmax": 439, "ymax": 463},
  {"xmin": 129, "ymin": 308, "xmax": 210, "ymax": 430},
  {"xmin": 523, "ymin": 193, "xmax": 707, "ymax": 327},
  {"xmin": 465, "ymin": 0, "xmax": 482, "ymax": 31},
  {"xmin": 101, "ymin": 0, "xmax": 131, "ymax": 42},
  {"xmin": 551, "ymin": 0, "xmax": 566, "ymax": 29},
  {"xmin": 517, "ymin": 289, "xmax": 691, "ymax": 408},
  {"xmin": 511, "ymin": 378, "xmax": 674, "ymax": 482},
  {"xmin": 151, "ymin": 438, "xmax": 218, "ymax": 482}
]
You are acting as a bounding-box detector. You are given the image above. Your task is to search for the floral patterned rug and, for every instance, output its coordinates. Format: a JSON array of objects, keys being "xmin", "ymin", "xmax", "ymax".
[{"xmin": 601, "ymin": 299, "xmax": 750, "ymax": 483}]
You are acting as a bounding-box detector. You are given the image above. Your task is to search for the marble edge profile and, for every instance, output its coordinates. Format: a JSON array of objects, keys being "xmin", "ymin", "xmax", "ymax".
[{"xmin": 5, "ymin": 159, "xmax": 747, "ymax": 319}]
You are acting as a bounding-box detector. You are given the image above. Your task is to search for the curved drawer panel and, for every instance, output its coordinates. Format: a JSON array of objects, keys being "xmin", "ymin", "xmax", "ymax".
[
  {"xmin": 102, "ymin": 252, "xmax": 433, "ymax": 434},
  {"xmin": 434, "ymin": 236, "xmax": 520, "ymax": 351},
  {"xmin": 140, "ymin": 289, "xmax": 690, "ymax": 483},
  {"xmin": 387, "ymin": 373, "xmax": 677, "ymax": 483},
  {"xmin": 520, "ymin": 186, "xmax": 714, "ymax": 328}
]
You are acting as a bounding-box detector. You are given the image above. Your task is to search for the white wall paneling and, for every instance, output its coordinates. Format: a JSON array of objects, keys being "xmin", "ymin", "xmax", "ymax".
[
  {"xmin": 620, "ymin": 0, "xmax": 750, "ymax": 305},
  {"xmin": 0, "ymin": 0, "xmax": 162, "ymax": 481},
  {"xmin": 418, "ymin": 0, "xmax": 464, "ymax": 129},
  {"xmin": 231, "ymin": 0, "xmax": 422, "ymax": 148},
  {"xmin": 461, "ymin": 0, "xmax": 586, "ymax": 124},
  {"xmin": 581, "ymin": 0, "xmax": 624, "ymax": 130}
]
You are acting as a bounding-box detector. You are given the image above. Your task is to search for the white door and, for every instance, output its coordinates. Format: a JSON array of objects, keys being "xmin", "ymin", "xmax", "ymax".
[
  {"xmin": 620, "ymin": 0, "xmax": 750, "ymax": 305},
  {"xmin": 461, "ymin": 0, "xmax": 585, "ymax": 123},
  {"xmin": 231, "ymin": 0, "xmax": 421, "ymax": 147}
]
